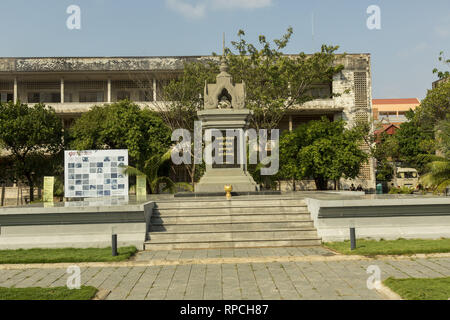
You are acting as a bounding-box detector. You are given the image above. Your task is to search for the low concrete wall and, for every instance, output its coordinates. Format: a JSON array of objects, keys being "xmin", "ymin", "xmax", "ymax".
[
  {"xmin": 0, "ymin": 202, "xmax": 154, "ymax": 250},
  {"xmin": 1, "ymin": 187, "xmax": 40, "ymax": 207},
  {"xmin": 305, "ymin": 197, "xmax": 450, "ymax": 242}
]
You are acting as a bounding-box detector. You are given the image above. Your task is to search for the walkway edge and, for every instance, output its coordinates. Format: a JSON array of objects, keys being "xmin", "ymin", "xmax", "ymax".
[
  {"xmin": 376, "ymin": 284, "xmax": 403, "ymax": 300},
  {"xmin": 1, "ymin": 252, "xmax": 449, "ymax": 269}
]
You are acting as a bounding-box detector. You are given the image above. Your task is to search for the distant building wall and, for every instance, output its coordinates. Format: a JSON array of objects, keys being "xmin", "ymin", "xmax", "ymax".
[{"xmin": 372, "ymin": 98, "xmax": 420, "ymax": 125}]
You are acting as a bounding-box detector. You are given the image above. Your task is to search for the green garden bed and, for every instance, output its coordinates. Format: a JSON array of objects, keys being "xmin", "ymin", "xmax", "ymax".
[
  {"xmin": 0, "ymin": 246, "xmax": 137, "ymax": 264},
  {"xmin": 323, "ymin": 238, "xmax": 450, "ymax": 256},
  {"xmin": 384, "ymin": 277, "xmax": 450, "ymax": 300},
  {"xmin": 0, "ymin": 286, "xmax": 98, "ymax": 300}
]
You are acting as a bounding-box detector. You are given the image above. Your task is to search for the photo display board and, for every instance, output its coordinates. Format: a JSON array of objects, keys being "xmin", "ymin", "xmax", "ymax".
[{"xmin": 64, "ymin": 150, "xmax": 129, "ymax": 198}]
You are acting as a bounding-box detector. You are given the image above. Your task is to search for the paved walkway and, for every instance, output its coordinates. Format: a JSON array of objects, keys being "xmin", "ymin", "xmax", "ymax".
[{"xmin": 1, "ymin": 247, "xmax": 449, "ymax": 300}]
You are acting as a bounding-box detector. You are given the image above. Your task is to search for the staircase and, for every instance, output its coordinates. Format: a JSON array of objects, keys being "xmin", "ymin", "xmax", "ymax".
[{"xmin": 144, "ymin": 197, "xmax": 321, "ymax": 250}]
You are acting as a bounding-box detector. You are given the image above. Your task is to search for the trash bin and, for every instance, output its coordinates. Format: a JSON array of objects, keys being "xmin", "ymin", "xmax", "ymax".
[{"xmin": 376, "ymin": 183, "xmax": 383, "ymax": 194}]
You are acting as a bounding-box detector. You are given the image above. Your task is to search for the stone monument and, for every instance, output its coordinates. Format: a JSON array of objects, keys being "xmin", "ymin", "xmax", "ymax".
[{"xmin": 195, "ymin": 56, "xmax": 258, "ymax": 193}]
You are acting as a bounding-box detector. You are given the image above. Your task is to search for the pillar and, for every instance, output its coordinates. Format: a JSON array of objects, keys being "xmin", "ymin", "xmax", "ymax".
[
  {"xmin": 153, "ymin": 78, "xmax": 157, "ymax": 101},
  {"xmin": 289, "ymin": 115, "xmax": 293, "ymax": 132},
  {"xmin": 60, "ymin": 78, "xmax": 65, "ymax": 103},
  {"xmin": 107, "ymin": 78, "xmax": 111, "ymax": 103},
  {"xmin": 13, "ymin": 78, "xmax": 17, "ymax": 103}
]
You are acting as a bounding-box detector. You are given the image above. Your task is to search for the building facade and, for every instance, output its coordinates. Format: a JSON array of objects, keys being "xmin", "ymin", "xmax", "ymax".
[
  {"xmin": 372, "ymin": 98, "xmax": 420, "ymax": 125},
  {"xmin": 0, "ymin": 54, "xmax": 375, "ymax": 190},
  {"xmin": 432, "ymin": 77, "xmax": 448, "ymax": 89}
]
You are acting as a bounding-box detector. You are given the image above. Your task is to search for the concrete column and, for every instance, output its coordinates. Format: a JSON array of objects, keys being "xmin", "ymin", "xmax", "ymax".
[
  {"xmin": 13, "ymin": 78, "xmax": 17, "ymax": 103},
  {"xmin": 289, "ymin": 115, "xmax": 293, "ymax": 132},
  {"xmin": 153, "ymin": 78, "xmax": 157, "ymax": 101},
  {"xmin": 60, "ymin": 78, "xmax": 65, "ymax": 103},
  {"xmin": 107, "ymin": 78, "xmax": 111, "ymax": 103}
]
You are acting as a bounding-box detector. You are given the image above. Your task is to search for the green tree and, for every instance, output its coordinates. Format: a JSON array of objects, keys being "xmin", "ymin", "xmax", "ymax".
[
  {"xmin": 124, "ymin": 148, "xmax": 191, "ymax": 194},
  {"xmin": 0, "ymin": 102, "xmax": 63, "ymax": 201},
  {"xmin": 279, "ymin": 118, "xmax": 368, "ymax": 190},
  {"xmin": 421, "ymin": 116, "xmax": 450, "ymax": 193},
  {"xmin": 372, "ymin": 132, "xmax": 397, "ymax": 182},
  {"xmin": 159, "ymin": 62, "xmax": 218, "ymax": 187},
  {"xmin": 160, "ymin": 28, "xmax": 344, "ymax": 186},
  {"xmin": 392, "ymin": 111, "xmax": 436, "ymax": 174},
  {"xmin": 416, "ymin": 80, "xmax": 450, "ymax": 128},
  {"xmin": 277, "ymin": 129, "xmax": 304, "ymax": 190},
  {"xmin": 432, "ymin": 51, "xmax": 450, "ymax": 80},
  {"xmin": 226, "ymin": 28, "xmax": 345, "ymax": 131},
  {"xmin": 69, "ymin": 100, "xmax": 172, "ymax": 169}
]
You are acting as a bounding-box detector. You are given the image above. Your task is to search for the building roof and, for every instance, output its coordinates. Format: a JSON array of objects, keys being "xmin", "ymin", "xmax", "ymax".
[
  {"xmin": 374, "ymin": 123, "xmax": 399, "ymax": 136},
  {"xmin": 372, "ymin": 98, "xmax": 420, "ymax": 105},
  {"xmin": 0, "ymin": 54, "xmax": 371, "ymax": 73}
]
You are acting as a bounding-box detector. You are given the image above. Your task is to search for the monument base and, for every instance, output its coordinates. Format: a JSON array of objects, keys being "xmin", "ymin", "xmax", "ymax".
[
  {"xmin": 195, "ymin": 169, "xmax": 259, "ymax": 193},
  {"xmin": 174, "ymin": 191, "xmax": 281, "ymax": 198}
]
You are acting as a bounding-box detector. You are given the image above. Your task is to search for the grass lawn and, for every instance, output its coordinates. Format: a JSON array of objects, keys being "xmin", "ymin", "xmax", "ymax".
[
  {"xmin": 0, "ymin": 246, "xmax": 137, "ymax": 264},
  {"xmin": 323, "ymin": 238, "xmax": 450, "ymax": 256},
  {"xmin": 0, "ymin": 286, "xmax": 98, "ymax": 300},
  {"xmin": 384, "ymin": 277, "xmax": 450, "ymax": 300}
]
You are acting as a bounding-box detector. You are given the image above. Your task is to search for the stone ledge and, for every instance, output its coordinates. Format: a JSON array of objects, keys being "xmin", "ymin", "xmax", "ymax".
[{"xmin": 174, "ymin": 191, "xmax": 281, "ymax": 198}]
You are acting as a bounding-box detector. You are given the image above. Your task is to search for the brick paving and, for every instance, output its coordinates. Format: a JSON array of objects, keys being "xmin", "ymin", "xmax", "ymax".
[{"xmin": 1, "ymin": 247, "xmax": 449, "ymax": 300}]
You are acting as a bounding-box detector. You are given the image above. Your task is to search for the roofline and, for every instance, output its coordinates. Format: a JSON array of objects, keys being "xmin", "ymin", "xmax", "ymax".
[
  {"xmin": 0, "ymin": 53, "xmax": 371, "ymax": 60},
  {"xmin": 373, "ymin": 98, "xmax": 420, "ymax": 104}
]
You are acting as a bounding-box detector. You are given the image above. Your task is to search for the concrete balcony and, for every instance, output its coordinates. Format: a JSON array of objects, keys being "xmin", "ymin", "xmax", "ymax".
[{"xmin": 43, "ymin": 101, "xmax": 170, "ymax": 114}]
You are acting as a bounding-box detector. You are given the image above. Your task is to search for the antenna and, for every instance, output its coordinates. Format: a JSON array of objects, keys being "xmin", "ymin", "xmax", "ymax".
[
  {"xmin": 222, "ymin": 32, "xmax": 225, "ymax": 56},
  {"xmin": 311, "ymin": 12, "xmax": 315, "ymax": 50}
]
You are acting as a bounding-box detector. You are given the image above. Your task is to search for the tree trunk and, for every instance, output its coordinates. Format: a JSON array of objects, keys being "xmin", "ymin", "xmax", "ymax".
[
  {"xmin": 314, "ymin": 177, "xmax": 328, "ymax": 191},
  {"xmin": 25, "ymin": 173, "xmax": 34, "ymax": 202},
  {"xmin": 292, "ymin": 178, "xmax": 296, "ymax": 191},
  {"xmin": 190, "ymin": 164, "xmax": 196, "ymax": 190}
]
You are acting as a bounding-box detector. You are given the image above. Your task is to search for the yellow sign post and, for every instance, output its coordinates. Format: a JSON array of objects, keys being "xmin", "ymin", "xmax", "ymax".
[
  {"xmin": 43, "ymin": 176, "xmax": 55, "ymax": 203},
  {"xmin": 136, "ymin": 175, "xmax": 147, "ymax": 201}
]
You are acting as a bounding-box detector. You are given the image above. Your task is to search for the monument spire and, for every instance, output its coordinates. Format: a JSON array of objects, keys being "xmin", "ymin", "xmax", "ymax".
[
  {"xmin": 220, "ymin": 32, "xmax": 228, "ymax": 73},
  {"xmin": 222, "ymin": 32, "xmax": 225, "ymax": 57}
]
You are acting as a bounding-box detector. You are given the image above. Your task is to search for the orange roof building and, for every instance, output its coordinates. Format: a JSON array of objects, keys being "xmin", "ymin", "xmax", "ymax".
[
  {"xmin": 372, "ymin": 98, "xmax": 420, "ymax": 125},
  {"xmin": 374, "ymin": 123, "xmax": 399, "ymax": 142}
]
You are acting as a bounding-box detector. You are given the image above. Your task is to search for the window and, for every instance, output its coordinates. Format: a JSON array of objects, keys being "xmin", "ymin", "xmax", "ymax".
[
  {"xmin": 306, "ymin": 82, "xmax": 333, "ymax": 99},
  {"xmin": 156, "ymin": 79, "xmax": 171, "ymax": 99},
  {"xmin": 63, "ymin": 118, "xmax": 76, "ymax": 129},
  {"xmin": 79, "ymin": 91, "xmax": 104, "ymax": 103},
  {"xmin": 28, "ymin": 93, "xmax": 40, "ymax": 103},
  {"xmin": 64, "ymin": 93, "xmax": 73, "ymax": 103},
  {"xmin": 0, "ymin": 92, "xmax": 13, "ymax": 102},
  {"xmin": 117, "ymin": 91, "xmax": 131, "ymax": 101},
  {"xmin": 398, "ymin": 172, "xmax": 418, "ymax": 179},
  {"xmin": 354, "ymin": 72, "xmax": 368, "ymax": 109},
  {"xmin": 139, "ymin": 90, "xmax": 153, "ymax": 102},
  {"xmin": 306, "ymin": 83, "xmax": 332, "ymax": 99},
  {"xmin": 27, "ymin": 92, "xmax": 61, "ymax": 103}
]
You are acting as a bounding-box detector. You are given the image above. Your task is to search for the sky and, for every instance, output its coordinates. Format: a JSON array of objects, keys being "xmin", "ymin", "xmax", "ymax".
[{"xmin": 0, "ymin": 0, "xmax": 448, "ymax": 100}]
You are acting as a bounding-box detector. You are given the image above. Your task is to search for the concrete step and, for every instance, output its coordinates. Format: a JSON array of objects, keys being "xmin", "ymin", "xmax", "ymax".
[
  {"xmin": 147, "ymin": 229, "xmax": 319, "ymax": 243},
  {"xmin": 144, "ymin": 196, "xmax": 320, "ymax": 251},
  {"xmin": 144, "ymin": 238, "xmax": 322, "ymax": 251},
  {"xmin": 155, "ymin": 199, "xmax": 306, "ymax": 209},
  {"xmin": 149, "ymin": 221, "xmax": 315, "ymax": 233},
  {"xmin": 154, "ymin": 206, "xmax": 308, "ymax": 216},
  {"xmin": 151, "ymin": 213, "xmax": 312, "ymax": 224}
]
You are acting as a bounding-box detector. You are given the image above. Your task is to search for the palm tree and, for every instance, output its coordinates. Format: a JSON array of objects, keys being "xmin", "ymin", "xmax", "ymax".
[
  {"xmin": 124, "ymin": 148, "xmax": 192, "ymax": 194},
  {"xmin": 420, "ymin": 158, "xmax": 450, "ymax": 193},
  {"xmin": 420, "ymin": 118, "xmax": 450, "ymax": 193}
]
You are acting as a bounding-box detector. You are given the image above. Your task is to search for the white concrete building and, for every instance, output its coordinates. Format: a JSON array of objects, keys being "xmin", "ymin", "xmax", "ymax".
[{"xmin": 0, "ymin": 54, "xmax": 375, "ymax": 190}]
